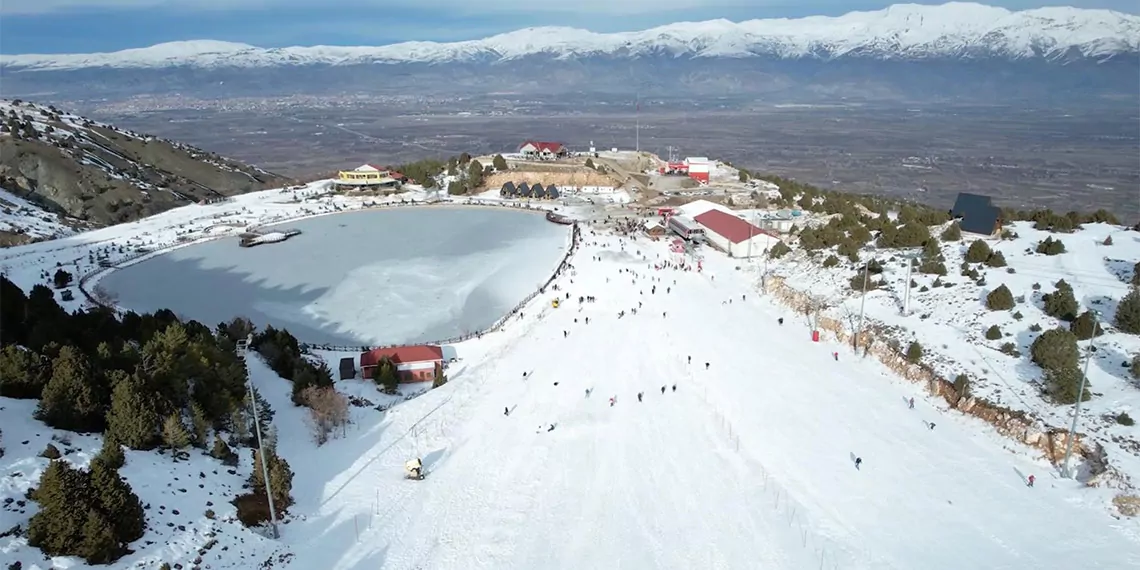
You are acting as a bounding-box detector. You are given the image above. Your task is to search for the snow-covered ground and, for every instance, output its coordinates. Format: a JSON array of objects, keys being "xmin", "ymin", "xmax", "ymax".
[
  {"xmin": 3, "ymin": 211, "xmax": 1138, "ymax": 569},
  {"xmin": 234, "ymin": 230, "xmax": 1136, "ymax": 570},
  {"xmin": 767, "ymin": 221, "xmax": 1140, "ymax": 488}
]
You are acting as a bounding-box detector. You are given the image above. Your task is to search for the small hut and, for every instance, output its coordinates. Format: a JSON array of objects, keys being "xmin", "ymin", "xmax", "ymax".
[
  {"xmin": 339, "ymin": 357, "xmax": 356, "ymax": 380},
  {"xmin": 546, "ymin": 184, "xmax": 560, "ymax": 199},
  {"xmin": 532, "ymin": 183, "xmax": 546, "ymax": 199},
  {"xmin": 517, "ymin": 182, "xmax": 533, "ymax": 198},
  {"xmin": 500, "ymin": 181, "xmax": 517, "ymax": 198}
]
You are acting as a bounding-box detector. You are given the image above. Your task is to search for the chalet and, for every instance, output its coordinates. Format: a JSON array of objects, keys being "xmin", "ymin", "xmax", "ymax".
[
  {"xmin": 517, "ymin": 182, "xmax": 533, "ymax": 198},
  {"xmin": 546, "ymin": 184, "xmax": 560, "ymax": 199},
  {"xmin": 519, "ymin": 141, "xmax": 568, "ymax": 160},
  {"xmin": 359, "ymin": 345, "xmax": 444, "ymax": 384},
  {"xmin": 950, "ymin": 193, "xmax": 1003, "ymax": 236},
  {"xmin": 500, "ymin": 181, "xmax": 517, "ymax": 198},
  {"xmin": 644, "ymin": 219, "xmax": 667, "ymax": 236},
  {"xmin": 532, "ymin": 183, "xmax": 547, "ymax": 199},
  {"xmin": 334, "ymin": 164, "xmax": 400, "ymax": 192}
]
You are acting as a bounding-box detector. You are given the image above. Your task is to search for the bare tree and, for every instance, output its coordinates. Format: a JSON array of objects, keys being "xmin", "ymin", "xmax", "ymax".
[{"xmin": 301, "ymin": 386, "xmax": 350, "ymax": 446}]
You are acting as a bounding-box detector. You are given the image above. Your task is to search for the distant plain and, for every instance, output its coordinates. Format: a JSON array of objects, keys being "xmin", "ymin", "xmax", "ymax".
[{"xmin": 80, "ymin": 99, "xmax": 1139, "ymax": 216}]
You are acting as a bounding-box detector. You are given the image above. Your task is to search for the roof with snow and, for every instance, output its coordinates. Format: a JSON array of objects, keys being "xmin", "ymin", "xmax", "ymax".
[
  {"xmin": 695, "ymin": 209, "xmax": 768, "ymax": 244},
  {"xmin": 520, "ymin": 141, "xmax": 565, "ymax": 153},
  {"xmin": 677, "ymin": 199, "xmax": 735, "ymax": 219}
]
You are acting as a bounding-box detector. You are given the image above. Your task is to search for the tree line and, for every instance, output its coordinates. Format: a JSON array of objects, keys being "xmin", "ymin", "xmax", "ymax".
[{"xmin": 0, "ymin": 275, "xmax": 294, "ymax": 564}]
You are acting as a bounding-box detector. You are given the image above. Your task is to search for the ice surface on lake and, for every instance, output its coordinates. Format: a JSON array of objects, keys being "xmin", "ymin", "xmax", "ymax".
[{"xmin": 99, "ymin": 207, "xmax": 569, "ymax": 345}]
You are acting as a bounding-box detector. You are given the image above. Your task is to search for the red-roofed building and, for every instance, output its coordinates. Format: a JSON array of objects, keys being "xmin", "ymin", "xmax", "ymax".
[
  {"xmin": 359, "ymin": 345, "xmax": 444, "ymax": 383},
  {"xmin": 694, "ymin": 209, "xmax": 779, "ymax": 259},
  {"xmin": 519, "ymin": 141, "xmax": 568, "ymax": 160}
]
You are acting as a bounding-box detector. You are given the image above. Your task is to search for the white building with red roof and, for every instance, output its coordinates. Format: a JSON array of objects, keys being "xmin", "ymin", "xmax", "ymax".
[
  {"xmin": 518, "ymin": 141, "xmax": 568, "ymax": 160},
  {"xmin": 693, "ymin": 209, "xmax": 780, "ymax": 259}
]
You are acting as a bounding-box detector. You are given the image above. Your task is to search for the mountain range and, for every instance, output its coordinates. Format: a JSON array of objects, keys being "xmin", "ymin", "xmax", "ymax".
[
  {"xmin": 2, "ymin": 3, "xmax": 1138, "ymax": 69},
  {"xmin": 0, "ymin": 3, "xmax": 1136, "ymax": 105}
]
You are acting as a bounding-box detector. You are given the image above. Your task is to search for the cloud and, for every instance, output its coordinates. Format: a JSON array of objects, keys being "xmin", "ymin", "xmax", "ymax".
[{"xmin": 0, "ymin": 0, "xmax": 798, "ymax": 17}]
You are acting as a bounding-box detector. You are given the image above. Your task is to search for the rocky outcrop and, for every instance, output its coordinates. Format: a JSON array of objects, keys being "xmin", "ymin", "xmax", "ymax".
[{"xmin": 764, "ymin": 275, "xmax": 1125, "ymax": 489}]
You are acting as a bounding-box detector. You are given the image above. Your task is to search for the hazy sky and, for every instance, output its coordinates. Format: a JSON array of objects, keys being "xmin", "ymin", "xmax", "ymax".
[{"xmin": 1, "ymin": 1, "xmax": 1136, "ymax": 54}]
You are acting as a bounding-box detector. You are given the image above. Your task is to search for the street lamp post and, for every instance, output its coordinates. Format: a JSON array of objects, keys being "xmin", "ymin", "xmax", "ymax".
[{"xmin": 1061, "ymin": 315, "xmax": 1100, "ymax": 480}]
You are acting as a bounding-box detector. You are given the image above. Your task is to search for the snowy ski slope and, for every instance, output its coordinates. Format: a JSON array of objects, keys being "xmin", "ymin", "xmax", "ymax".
[{"xmin": 256, "ymin": 232, "xmax": 1138, "ymax": 570}]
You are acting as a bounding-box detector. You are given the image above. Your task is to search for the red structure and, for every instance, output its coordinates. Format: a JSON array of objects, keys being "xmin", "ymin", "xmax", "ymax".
[
  {"xmin": 518, "ymin": 141, "xmax": 568, "ymax": 159},
  {"xmin": 693, "ymin": 209, "xmax": 773, "ymax": 244},
  {"xmin": 360, "ymin": 345, "xmax": 444, "ymax": 383}
]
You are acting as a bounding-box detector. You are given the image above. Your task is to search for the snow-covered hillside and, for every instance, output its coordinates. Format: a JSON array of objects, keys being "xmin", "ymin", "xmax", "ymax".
[
  {"xmin": 0, "ymin": 188, "xmax": 80, "ymax": 242},
  {"xmin": 1, "ymin": 189, "xmax": 1138, "ymax": 568},
  {"xmin": 226, "ymin": 232, "xmax": 1139, "ymax": 568},
  {"xmin": 2, "ymin": 3, "xmax": 1136, "ymax": 71}
]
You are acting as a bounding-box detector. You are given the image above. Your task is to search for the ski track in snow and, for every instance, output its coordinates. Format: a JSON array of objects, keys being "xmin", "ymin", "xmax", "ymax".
[{"xmin": 244, "ymin": 231, "xmax": 1139, "ymax": 570}]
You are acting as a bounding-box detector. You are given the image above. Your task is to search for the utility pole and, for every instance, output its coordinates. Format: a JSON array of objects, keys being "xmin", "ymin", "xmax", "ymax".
[
  {"xmin": 240, "ymin": 333, "xmax": 280, "ymax": 539},
  {"xmin": 855, "ymin": 259, "xmax": 870, "ymax": 352},
  {"xmin": 1061, "ymin": 316, "xmax": 1100, "ymax": 479},
  {"xmin": 901, "ymin": 258, "xmax": 913, "ymax": 316}
]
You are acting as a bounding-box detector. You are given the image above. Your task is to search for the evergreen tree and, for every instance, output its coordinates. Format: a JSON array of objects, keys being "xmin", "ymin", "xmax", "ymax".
[
  {"xmin": 0, "ymin": 344, "xmax": 48, "ymax": 399},
  {"xmin": 88, "ymin": 459, "xmax": 145, "ymax": 544},
  {"xmin": 189, "ymin": 402, "xmax": 211, "ymax": 448},
  {"xmin": 94, "ymin": 436, "xmax": 125, "ymax": 470},
  {"xmin": 1115, "ymin": 288, "xmax": 1140, "ymax": 335},
  {"xmin": 1043, "ymin": 281, "xmax": 1079, "ymax": 322},
  {"xmin": 161, "ymin": 414, "xmax": 191, "ymax": 452},
  {"xmin": 36, "ymin": 346, "xmax": 106, "ymax": 432},
  {"xmin": 964, "ymin": 239, "xmax": 992, "ymax": 263},
  {"xmin": 491, "ymin": 154, "xmax": 508, "ymax": 171},
  {"xmin": 77, "ymin": 509, "xmax": 119, "ymax": 564},
  {"xmin": 905, "ymin": 341, "xmax": 924, "ymax": 363},
  {"xmin": 211, "ymin": 433, "xmax": 238, "ymax": 466},
  {"xmin": 372, "ymin": 356, "xmax": 400, "ymax": 393},
  {"xmin": 27, "ymin": 460, "xmax": 90, "ymax": 559},
  {"xmin": 985, "ymin": 284, "xmax": 1015, "ymax": 311},
  {"xmin": 252, "ymin": 447, "xmax": 294, "ymax": 510},
  {"xmin": 940, "ymin": 222, "xmax": 962, "ymax": 241},
  {"xmin": 1070, "ymin": 310, "xmax": 1105, "ymax": 340},
  {"xmin": 105, "ymin": 373, "xmax": 161, "ymax": 450}
]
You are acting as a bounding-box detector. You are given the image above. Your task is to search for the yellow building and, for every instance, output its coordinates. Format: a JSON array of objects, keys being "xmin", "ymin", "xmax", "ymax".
[{"xmin": 335, "ymin": 164, "xmax": 399, "ymax": 190}]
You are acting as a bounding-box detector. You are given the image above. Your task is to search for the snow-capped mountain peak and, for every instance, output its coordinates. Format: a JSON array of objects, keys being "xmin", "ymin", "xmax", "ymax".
[{"xmin": 1, "ymin": 2, "xmax": 1137, "ymax": 70}]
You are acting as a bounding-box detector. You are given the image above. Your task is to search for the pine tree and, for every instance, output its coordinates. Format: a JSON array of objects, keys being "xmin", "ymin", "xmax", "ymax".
[
  {"xmin": 252, "ymin": 447, "xmax": 294, "ymax": 510},
  {"xmin": 965, "ymin": 239, "xmax": 992, "ymax": 263},
  {"xmin": 88, "ymin": 459, "xmax": 145, "ymax": 543},
  {"xmin": 36, "ymin": 346, "xmax": 106, "ymax": 432},
  {"xmin": 1043, "ymin": 281, "xmax": 1079, "ymax": 322},
  {"xmin": 211, "ymin": 433, "xmax": 238, "ymax": 466},
  {"xmin": 940, "ymin": 222, "xmax": 962, "ymax": 241},
  {"xmin": 0, "ymin": 344, "xmax": 48, "ymax": 399},
  {"xmin": 161, "ymin": 414, "xmax": 191, "ymax": 452},
  {"xmin": 228, "ymin": 406, "xmax": 250, "ymax": 447},
  {"xmin": 94, "ymin": 436, "xmax": 125, "ymax": 470},
  {"xmin": 77, "ymin": 509, "xmax": 119, "ymax": 564},
  {"xmin": 105, "ymin": 374, "xmax": 161, "ymax": 450},
  {"xmin": 491, "ymin": 154, "xmax": 508, "ymax": 171},
  {"xmin": 27, "ymin": 460, "xmax": 90, "ymax": 558},
  {"xmin": 905, "ymin": 341, "xmax": 924, "ymax": 363},
  {"xmin": 189, "ymin": 402, "xmax": 210, "ymax": 448},
  {"xmin": 1115, "ymin": 288, "xmax": 1140, "ymax": 335}
]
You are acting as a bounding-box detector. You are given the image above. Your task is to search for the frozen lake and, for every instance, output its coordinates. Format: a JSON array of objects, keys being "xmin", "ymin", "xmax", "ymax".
[{"xmin": 98, "ymin": 207, "xmax": 570, "ymax": 346}]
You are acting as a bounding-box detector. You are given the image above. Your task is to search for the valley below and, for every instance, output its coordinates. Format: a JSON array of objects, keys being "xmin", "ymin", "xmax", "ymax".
[{"xmin": 70, "ymin": 99, "xmax": 1139, "ymax": 216}]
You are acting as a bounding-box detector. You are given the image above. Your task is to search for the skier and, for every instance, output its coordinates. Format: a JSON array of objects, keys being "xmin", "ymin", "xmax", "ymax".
[
  {"xmin": 663, "ymin": 311, "xmax": 667, "ymax": 318},
  {"xmin": 908, "ymin": 397, "xmax": 915, "ymax": 409},
  {"xmin": 687, "ymin": 355, "xmax": 692, "ymax": 364},
  {"xmin": 742, "ymin": 294, "xmax": 746, "ymax": 301},
  {"xmin": 705, "ymin": 362, "xmax": 710, "ymax": 370},
  {"xmin": 637, "ymin": 392, "xmax": 643, "ymax": 402},
  {"xmin": 585, "ymin": 388, "xmax": 591, "ymax": 398},
  {"xmin": 778, "ymin": 317, "xmax": 784, "ymax": 325},
  {"xmin": 563, "ymin": 330, "xmax": 568, "ymax": 338},
  {"xmin": 609, "ymin": 397, "xmax": 616, "ymax": 407},
  {"xmin": 1027, "ymin": 475, "xmax": 1035, "ymax": 488},
  {"xmin": 833, "ymin": 352, "xmax": 839, "ymax": 361},
  {"xmin": 504, "ymin": 407, "xmax": 510, "ymax": 416},
  {"xmin": 854, "ymin": 457, "xmax": 863, "ymax": 470},
  {"xmin": 672, "ymin": 384, "xmax": 677, "ymax": 392},
  {"xmin": 929, "ymin": 422, "xmax": 936, "ymax": 431},
  {"xmin": 661, "ymin": 386, "xmax": 666, "ymax": 394}
]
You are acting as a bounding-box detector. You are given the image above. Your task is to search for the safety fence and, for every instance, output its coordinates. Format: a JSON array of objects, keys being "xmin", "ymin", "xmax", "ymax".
[{"xmin": 301, "ymin": 221, "xmax": 581, "ymax": 354}]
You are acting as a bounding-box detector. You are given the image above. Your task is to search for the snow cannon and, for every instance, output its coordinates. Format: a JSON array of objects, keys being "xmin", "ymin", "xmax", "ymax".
[{"xmin": 404, "ymin": 458, "xmax": 424, "ymax": 480}]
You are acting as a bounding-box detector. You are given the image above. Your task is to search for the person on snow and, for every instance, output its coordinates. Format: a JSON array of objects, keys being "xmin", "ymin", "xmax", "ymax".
[
  {"xmin": 1027, "ymin": 475, "xmax": 1035, "ymax": 488},
  {"xmin": 908, "ymin": 397, "xmax": 915, "ymax": 409},
  {"xmin": 854, "ymin": 457, "xmax": 863, "ymax": 470},
  {"xmin": 564, "ymin": 330, "xmax": 568, "ymax": 338},
  {"xmin": 504, "ymin": 407, "xmax": 510, "ymax": 416},
  {"xmin": 705, "ymin": 362, "xmax": 710, "ymax": 370},
  {"xmin": 609, "ymin": 397, "xmax": 616, "ymax": 407},
  {"xmin": 661, "ymin": 386, "xmax": 666, "ymax": 394},
  {"xmin": 833, "ymin": 352, "xmax": 839, "ymax": 361},
  {"xmin": 742, "ymin": 294, "xmax": 746, "ymax": 301},
  {"xmin": 585, "ymin": 388, "xmax": 591, "ymax": 398},
  {"xmin": 687, "ymin": 355, "xmax": 692, "ymax": 364},
  {"xmin": 663, "ymin": 311, "xmax": 667, "ymax": 318},
  {"xmin": 672, "ymin": 384, "xmax": 677, "ymax": 392},
  {"xmin": 637, "ymin": 392, "xmax": 643, "ymax": 402},
  {"xmin": 928, "ymin": 422, "xmax": 936, "ymax": 431},
  {"xmin": 778, "ymin": 317, "xmax": 784, "ymax": 326}
]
